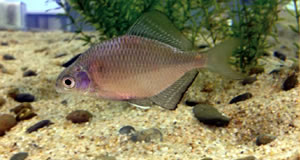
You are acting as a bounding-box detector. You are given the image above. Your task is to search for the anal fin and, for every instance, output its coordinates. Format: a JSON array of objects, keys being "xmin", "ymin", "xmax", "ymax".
[{"xmin": 150, "ymin": 70, "xmax": 199, "ymax": 110}]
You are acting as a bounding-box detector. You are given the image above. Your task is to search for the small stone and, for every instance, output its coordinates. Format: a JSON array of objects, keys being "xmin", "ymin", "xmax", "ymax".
[
  {"xmin": 62, "ymin": 54, "xmax": 81, "ymax": 67},
  {"xmin": 34, "ymin": 47, "xmax": 48, "ymax": 53},
  {"xmin": 249, "ymin": 67, "xmax": 264, "ymax": 75},
  {"xmin": 1, "ymin": 42, "xmax": 9, "ymax": 46},
  {"xmin": 0, "ymin": 114, "xmax": 17, "ymax": 136},
  {"xmin": 240, "ymin": 76, "xmax": 257, "ymax": 85},
  {"xmin": 193, "ymin": 104, "xmax": 230, "ymax": 127},
  {"xmin": 26, "ymin": 120, "xmax": 53, "ymax": 133},
  {"xmin": 201, "ymin": 158, "xmax": 213, "ymax": 160},
  {"xmin": 7, "ymin": 88, "xmax": 19, "ymax": 99},
  {"xmin": 256, "ymin": 134, "xmax": 276, "ymax": 146},
  {"xmin": 13, "ymin": 93, "xmax": 35, "ymax": 103},
  {"xmin": 11, "ymin": 103, "xmax": 37, "ymax": 121},
  {"xmin": 3, "ymin": 54, "xmax": 15, "ymax": 60},
  {"xmin": 23, "ymin": 70, "xmax": 37, "ymax": 77},
  {"xmin": 94, "ymin": 154, "xmax": 116, "ymax": 160},
  {"xmin": 54, "ymin": 53, "xmax": 67, "ymax": 58},
  {"xmin": 66, "ymin": 110, "xmax": 93, "ymax": 123},
  {"xmin": 131, "ymin": 128, "xmax": 163, "ymax": 143},
  {"xmin": 198, "ymin": 44, "xmax": 209, "ymax": 49},
  {"xmin": 10, "ymin": 152, "xmax": 28, "ymax": 160},
  {"xmin": 229, "ymin": 93, "xmax": 252, "ymax": 104},
  {"xmin": 0, "ymin": 97, "xmax": 6, "ymax": 107},
  {"xmin": 184, "ymin": 100, "xmax": 198, "ymax": 106},
  {"xmin": 119, "ymin": 125, "xmax": 136, "ymax": 135},
  {"xmin": 10, "ymin": 103, "xmax": 32, "ymax": 114},
  {"xmin": 273, "ymin": 51, "xmax": 286, "ymax": 61},
  {"xmin": 269, "ymin": 69, "xmax": 280, "ymax": 74},
  {"xmin": 61, "ymin": 100, "xmax": 68, "ymax": 105},
  {"xmin": 282, "ymin": 73, "xmax": 298, "ymax": 91},
  {"xmin": 235, "ymin": 156, "xmax": 257, "ymax": 160}
]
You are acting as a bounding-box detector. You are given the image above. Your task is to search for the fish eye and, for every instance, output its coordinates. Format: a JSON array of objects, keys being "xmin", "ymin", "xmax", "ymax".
[{"xmin": 62, "ymin": 77, "xmax": 75, "ymax": 89}]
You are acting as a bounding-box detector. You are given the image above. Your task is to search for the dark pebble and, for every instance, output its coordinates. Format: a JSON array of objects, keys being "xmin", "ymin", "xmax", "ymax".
[
  {"xmin": 0, "ymin": 114, "xmax": 17, "ymax": 136},
  {"xmin": 1, "ymin": 42, "xmax": 9, "ymax": 46},
  {"xmin": 201, "ymin": 158, "xmax": 213, "ymax": 160},
  {"xmin": 282, "ymin": 73, "xmax": 298, "ymax": 91},
  {"xmin": 198, "ymin": 44, "xmax": 209, "ymax": 49},
  {"xmin": 273, "ymin": 51, "xmax": 286, "ymax": 61},
  {"xmin": 54, "ymin": 53, "xmax": 67, "ymax": 58},
  {"xmin": 240, "ymin": 76, "xmax": 257, "ymax": 85},
  {"xmin": 0, "ymin": 96, "xmax": 6, "ymax": 107},
  {"xmin": 26, "ymin": 120, "xmax": 53, "ymax": 133},
  {"xmin": 10, "ymin": 103, "xmax": 32, "ymax": 114},
  {"xmin": 193, "ymin": 104, "xmax": 230, "ymax": 127},
  {"xmin": 66, "ymin": 110, "xmax": 93, "ymax": 123},
  {"xmin": 7, "ymin": 88, "xmax": 19, "ymax": 99},
  {"xmin": 119, "ymin": 125, "xmax": 136, "ymax": 135},
  {"xmin": 249, "ymin": 67, "xmax": 264, "ymax": 75},
  {"xmin": 62, "ymin": 53, "xmax": 81, "ymax": 67},
  {"xmin": 10, "ymin": 152, "xmax": 28, "ymax": 160},
  {"xmin": 3, "ymin": 54, "xmax": 15, "ymax": 60},
  {"xmin": 11, "ymin": 103, "xmax": 37, "ymax": 121},
  {"xmin": 256, "ymin": 134, "xmax": 276, "ymax": 146},
  {"xmin": 184, "ymin": 100, "xmax": 199, "ymax": 106},
  {"xmin": 131, "ymin": 128, "xmax": 163, "ymax": 142},
  {"xmin": 229, "ymin": 93, "xmax": 252, "ymax": 104},
  {"xmin": 269, "ymin": 69, "xmax": 280, "ymax": 74},
  {"xmin": 235, "ymin": 156, "xmax": 257, "ymax": 160},
  {"xmin": 13, "ymin": 93, "xmax": 35, "ymax": 103},
  {"xmin": 61, "ymin": 100, "xmax": 68, "ymax": 105},
  {"xmin": 23, "ymin": 70, "xmax": 37, "ymax": 77}
]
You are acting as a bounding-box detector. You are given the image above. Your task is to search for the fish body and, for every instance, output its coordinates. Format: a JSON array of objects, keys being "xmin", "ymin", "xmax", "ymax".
[{"xmin": 56, "ymin": 11, "xmax": 242, "ymax": 109}]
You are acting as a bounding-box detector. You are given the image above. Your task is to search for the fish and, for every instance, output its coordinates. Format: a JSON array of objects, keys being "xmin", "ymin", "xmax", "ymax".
[{"xmin": 56, "ymin": 11, "xmax": 243, "ymax": 110}]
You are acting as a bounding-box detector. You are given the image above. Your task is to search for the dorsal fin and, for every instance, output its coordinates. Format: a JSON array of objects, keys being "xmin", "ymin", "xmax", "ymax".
[{"xmin": 127, "ymin": 11, "xmax": 194, "ymax": 51}]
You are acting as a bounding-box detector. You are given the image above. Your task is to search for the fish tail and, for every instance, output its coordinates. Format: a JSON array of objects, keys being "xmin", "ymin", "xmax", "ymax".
[{"xmin": 203, "ymin": 39, "xmax": 244, "ymax": 79}]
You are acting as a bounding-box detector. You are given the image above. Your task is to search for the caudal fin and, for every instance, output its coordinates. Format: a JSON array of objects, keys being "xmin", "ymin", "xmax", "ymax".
[{"xmin": 204, "ymin": 39, "xmax": 244, "ymax": 79}]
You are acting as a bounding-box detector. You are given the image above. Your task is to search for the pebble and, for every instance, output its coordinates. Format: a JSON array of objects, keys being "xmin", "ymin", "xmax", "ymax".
[
  {"xmin": 0, "ymin": 114, "xmax": 17, "ymax": 136},
  {"xmin": 273, "ymin": 51, "xmax": 286, "ymax": 61},
  {"xmin": 66, "ymin": 110, "xmax": 93, "ymax": 123},
  {"xmin": 94, "ymin": 154, "xmax": 116, "ymax": 160},
  {"xmin": 13, "ymin": 93, "xmax": 35, "ymax": 103},
  {"xmin": 184, "ymin": 100, "xmax": 199, "ymax": 106},
  {"xmin": 282, "ymin": 73, "xmax": 298, "ymax": 91},
  {"xmin": 131, "ymin": 128, "xmax": 163, "ymax": 142},
  {"xmin": 62, "ymin": 53, "xmax": 82, "ymax": 67},
  {"xmin": 240, "ymin": 76, "xmax": 257, "ymax": 85},
  {"xmin": 54, "ymin": 53, "xmax": 67, "ymax": 58},
  {"xmin": 249, "ymin": 67, "xmax": 264, "ymax": 75},
  {"xmin": 11, "ymin": 103, "xmax": 37, "ymax": 121},
  {"xmin": 256, "ymin": 134, "xmax": 276, "ymax": 146},
  {"xmin": 1, "ymin": 42, "xmax": 9, "ymax": 46},
  {"xmin": 229, "ymin": 93, "xmax": 252, "ymax": 104},
  {"xmin": 201, "ymin": 158, "xmax": 213, "ymax": 160},
  {"xmin": 0, "ymin": 96, "xmax": 6, "ymax": 107},
  {"xmin": 26, "ymin": 120, "xmax": 53, "ymax": 133},
  {"xmin": 10, "ymin": 152, "xmax": 28, "ymax": 160},
  {"xmin": 7, "ymin": 88, "xmax": 19, "ymax": 99},
  {"xmin": 3, "ymin": 54, "xmax": 15, "ymax": 60},
  {"xmin": 235, "ymin": 156, "xmax": 257, "ymax": 160},
  {"xmin": 0, "ymin": 63, "xmax": 8, "ymax": 73},
  {"xmin": 119, "ymin": 125, "xmax": 136, "ymax": 135},
  {"xmin": 198, "ymin": 44, "xmax": 209, "ymax": 49},
  {"xmin": 23, "ymin": 70, "xmax": 37, "ymax": 77},
  {"xmin": 193, "ymin": 104, "xmax": 230, "ymax": 127}
]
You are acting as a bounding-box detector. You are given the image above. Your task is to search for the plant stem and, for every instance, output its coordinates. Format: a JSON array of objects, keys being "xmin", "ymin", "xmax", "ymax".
[{"xmin": 293, "ymin": 0, "xmax": 300, "ymax": 33}]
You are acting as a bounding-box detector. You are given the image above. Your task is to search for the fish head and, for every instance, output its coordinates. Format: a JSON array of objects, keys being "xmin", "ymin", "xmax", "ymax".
[{"xmin": 56, "ymin": 63, "xmax": 92, "ymax": 95}]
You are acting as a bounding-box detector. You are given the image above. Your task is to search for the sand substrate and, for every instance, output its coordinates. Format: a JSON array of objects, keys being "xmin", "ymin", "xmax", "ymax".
[{"xmin": 0, "ymin": 27, "xmax": 299, "ymax": 160}]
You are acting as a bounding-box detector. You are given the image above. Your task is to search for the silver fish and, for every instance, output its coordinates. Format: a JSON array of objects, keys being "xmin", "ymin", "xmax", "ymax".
[{"xmin": 56, "ymin": 11, "xmax": 243, "ymax": 109}]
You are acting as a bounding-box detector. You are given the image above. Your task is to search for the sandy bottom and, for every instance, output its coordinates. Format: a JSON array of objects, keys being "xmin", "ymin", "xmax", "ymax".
[{"xmin": 0, "ymin": 24, "xmax": 299, "ymax": 160}]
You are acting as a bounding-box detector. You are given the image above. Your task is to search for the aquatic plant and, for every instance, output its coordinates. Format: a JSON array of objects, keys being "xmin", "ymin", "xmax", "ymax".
[
  {"xmin": 55, "ymin": 0, "xmax": 291, "ymax": 72},
  {"xmin": 285, "ymin": 0, "xmax": 300, "ymax": 52}
]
